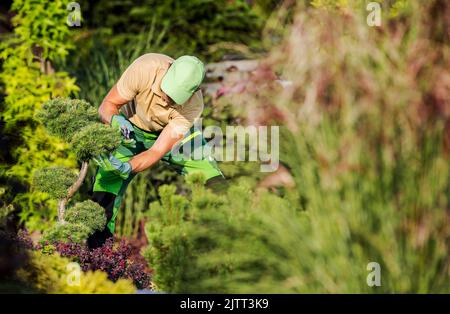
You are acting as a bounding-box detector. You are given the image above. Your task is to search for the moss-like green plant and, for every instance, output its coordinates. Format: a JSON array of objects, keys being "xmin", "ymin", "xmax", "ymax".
[
  {"xmin": 71, "ymin": 123, "xmax": 122, "ymax": 161},
  {"xmin": 65, "ymin": 200, "xmax": 107, "ymax": 233},
  {"xmin": 42, "ymin": 200, "xmax": 107, "ymax": 244},
  {"xmin": 36, "ymin": 98, "xmax": 98, "ymax": 142},
  {"xmin": 32, "ymin": 167, "xmax": 78, "ymax": 200},
  {"xmin": 0, "ymin": 0, "xmax": 79, "ymax": 232},
  {"xmin": 42, "ymin": 222, "xmax": 92, "ymax": 244}
]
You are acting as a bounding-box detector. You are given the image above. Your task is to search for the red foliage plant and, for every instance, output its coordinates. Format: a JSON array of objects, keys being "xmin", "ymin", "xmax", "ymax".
[{"xmin": 54, "ymin": 238, "xmax": 151, "ymax": 289}]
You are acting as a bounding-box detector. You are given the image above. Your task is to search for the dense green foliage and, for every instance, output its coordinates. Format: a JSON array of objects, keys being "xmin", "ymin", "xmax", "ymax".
[
  {"xmin": 64, "ymin": 200, "xmax": 107, "ymax": 233},
  {"xmin": 32, "ymin": 167, "xmax": 77, "ymax": 200},
  {"xmin": 37, "ymin": 98, "xmax": 98, "ymax": 142},
  {"xmin": 42, "ymin": 222, "xmax": 92, "ymax": 244},
  {"xmin": 37, "ymin": 97, "xmax": 122, "ymax": 162},
  {"xmin": 78, "ymin": 0, "xmax": 262, "ymax": 60},
  {"xmin": 146, "ymin": 151, "xmax": 448, "ymax": 294},
  {"xmin": 0, "ymin": 0, "xmax": 78, "ymax": 230},
  {"xmin": 43, "ymin": 200, "xmax": 106, "ymax": 244},
  {"xmin": 71, "ymin": 123, "xmax": 122, "ymax": 161}
]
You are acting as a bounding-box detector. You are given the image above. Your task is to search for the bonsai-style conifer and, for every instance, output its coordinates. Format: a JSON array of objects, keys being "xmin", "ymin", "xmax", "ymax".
[{"xmin": 33, "ymin": 98, "xmax": 121, "ymax": 243}]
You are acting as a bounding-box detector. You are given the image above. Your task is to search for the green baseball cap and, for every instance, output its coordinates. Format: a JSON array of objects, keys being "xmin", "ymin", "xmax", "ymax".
[{"xmin": 161, "ymin": 55, "xmax": 205, "ymax": 105}]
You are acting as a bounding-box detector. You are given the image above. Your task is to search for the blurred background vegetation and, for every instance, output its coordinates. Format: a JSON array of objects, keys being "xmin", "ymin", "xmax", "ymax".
[{"xmin": 1, "ymin": 0, "xmax": 449, "ymax": 293}]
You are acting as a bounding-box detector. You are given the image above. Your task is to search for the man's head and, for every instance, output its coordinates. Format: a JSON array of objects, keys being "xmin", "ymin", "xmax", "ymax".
[{"xmin": 161, "ymin": 55, "xmax": 205, "ymax": 105}]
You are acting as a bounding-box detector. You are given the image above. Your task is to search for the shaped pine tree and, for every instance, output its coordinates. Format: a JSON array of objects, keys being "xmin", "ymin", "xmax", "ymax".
[{"xmin": 33, "ymin": 98, "xmax": 121, "ymax": 243}]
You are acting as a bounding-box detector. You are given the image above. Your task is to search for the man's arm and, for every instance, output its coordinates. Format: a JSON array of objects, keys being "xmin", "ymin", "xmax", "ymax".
[
  {"xmin": 98, "ymin": 84, "xmax": 129, "ymax": 123},
  {"xmin": 98, "ymin": 83, "xmax": 183, "ymax": 175},
  {"xmin": 127, "ymin": 92, "xmax": 204, "ymax": 173},
  {"xmin": 129, "ymin": 124, "xmax": 183, "ymax": 173}
]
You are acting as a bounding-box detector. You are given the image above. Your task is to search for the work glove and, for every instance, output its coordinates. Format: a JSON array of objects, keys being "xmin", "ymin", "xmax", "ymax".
[
  {"xmin": 92, "ymin": 153, "xmax": 132, "ymax": 180},
  {"xmin": 110, "ymin": 115, "xmax": 136, "ymax": 148}
]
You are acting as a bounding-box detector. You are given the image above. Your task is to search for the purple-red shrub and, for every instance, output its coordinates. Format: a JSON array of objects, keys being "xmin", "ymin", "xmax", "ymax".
[{"xmin": 55, "ymin": 238, "xmax": 151, "ymax": 289}]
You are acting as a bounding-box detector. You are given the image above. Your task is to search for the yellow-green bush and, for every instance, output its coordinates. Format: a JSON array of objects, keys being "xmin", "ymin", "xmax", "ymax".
[
  {"xmin": 0, "ymin": 0, "xmax": 79, "ymax": 231},
  {"xmin": 17, "ymin": 251, "xmax": 135, "ymax": 294},
  {"xmin": 65, "ymin": 271, "xmax": 136, "ymax": 294}
]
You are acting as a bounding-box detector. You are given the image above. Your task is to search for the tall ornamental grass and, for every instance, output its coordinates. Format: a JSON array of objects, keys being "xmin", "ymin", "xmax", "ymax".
[{"xmin": 144, "ymin": 1, "xmax": 449, "ymax": 293}]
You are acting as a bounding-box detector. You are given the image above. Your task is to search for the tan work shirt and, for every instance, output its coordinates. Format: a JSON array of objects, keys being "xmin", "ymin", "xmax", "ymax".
[{"xmin": 117, "ymin": 53, "xmax": 204, "ymax": 135}]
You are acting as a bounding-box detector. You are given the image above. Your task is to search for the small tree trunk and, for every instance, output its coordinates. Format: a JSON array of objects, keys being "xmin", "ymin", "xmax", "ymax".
[{"xmin": 58, "ymin": 161, "xmax": 89, "ymax": 222}]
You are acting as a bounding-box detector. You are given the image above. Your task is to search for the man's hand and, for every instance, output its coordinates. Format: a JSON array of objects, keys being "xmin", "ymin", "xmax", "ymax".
[
  {"xmin": 111, "ymin": 115, "xmax": 134, "ymax": 137},
  {"xmin": 92, "ymin": 154, "xmax": 132, "ymax": 179},
  {"xmin": 111, "ymin": 115, "xmax": 136, "ymax": 148}
]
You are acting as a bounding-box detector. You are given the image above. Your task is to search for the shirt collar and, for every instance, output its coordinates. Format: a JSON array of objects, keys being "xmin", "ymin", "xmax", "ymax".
[{"xmin": 151, "ymin": 62, "xmax": 172, "ymax": 98}]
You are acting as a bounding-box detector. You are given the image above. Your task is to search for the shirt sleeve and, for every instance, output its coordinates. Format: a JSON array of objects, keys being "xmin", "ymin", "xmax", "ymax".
[
  {"xmin": 116, "ymin": 55, "xmax": 155, "ymax": 101},
  {"xmin": 168, "ymin": 90, "xmax": 204, "ymax": 136}
]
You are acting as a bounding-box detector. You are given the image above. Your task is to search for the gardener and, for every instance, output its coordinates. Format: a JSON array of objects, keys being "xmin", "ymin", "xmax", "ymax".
[{"xmin": 88, "ymin": 53, "xmax": 225, "ymax": 248}]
